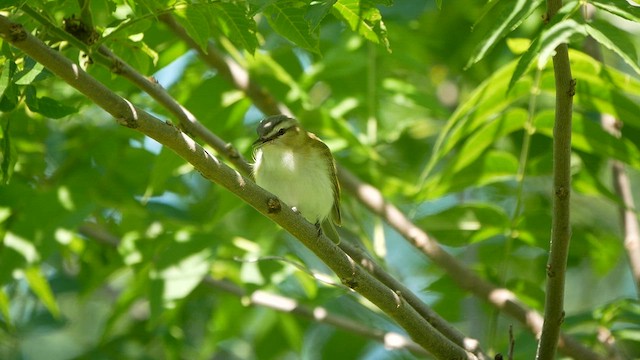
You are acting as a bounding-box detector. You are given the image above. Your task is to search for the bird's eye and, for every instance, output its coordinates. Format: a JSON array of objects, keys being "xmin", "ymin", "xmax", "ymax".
[{"xmin": 277, "ymin": 128, "xmax": 286, "ymax": 136}]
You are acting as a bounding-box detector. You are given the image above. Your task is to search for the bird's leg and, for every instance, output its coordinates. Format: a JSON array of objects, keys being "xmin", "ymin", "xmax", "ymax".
[{"xmin": 314, "ymin": 221, "xmax": 323, "ymax": 238}]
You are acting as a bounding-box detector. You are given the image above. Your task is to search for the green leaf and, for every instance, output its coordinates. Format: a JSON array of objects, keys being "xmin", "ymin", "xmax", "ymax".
[
  {"xmin": 418, "ymin": 203, "xmax": 510, "ymax": 247},
  {"xmin": 508, "ymin": 18, "xmax": 586, "ymax": 92},
  {"xmin": 0, "ymin": 59, "xmax": 14, "ymax": 95},
  {"xmin": 142, "ymin": 147, "xmax": 185, "ymax": 202},
  {"xmin": 264, "ymin": 0, "xmax": 320, "ymax": 54},
  {"xmin": 152, "ymin": 249, "xmax": 211, "ymax": 305},
  {"xmin": 592, "ymin": 0, "xmax": 640, "ymax": 23},
  {"xmin": 466, "ymin": 0, "xmax": 544, "ymax": 69},
  {"xmin": 536, "ymin": 19, "xmax": 586, "ymax": 68},
  {"xmin": 24, "ymin": 266, "xmax": 60, "ymax": 318},
  {"xmin": 24, "ymin": 86, "xmax": 77, "ymax": 119},
  {"xmin": 0, "ymin": 289, "xmax": 10, "ymax": 326},
  {"xmin": 210, "ymin": 2, "xmax": 258, "ymax": 54},
  {"xmin": 422, "ymin": 60, "xmax": 529, "ymax": 175},
  {"xmin": 425, "ymin": 150, "xmax": 519, "ymax": 198},
  {"xmin": 332, "ymin": 0, "xmax": 390, "ymax": 52},
  {"xmin": 447, "ymin": 108, "xmax": 528, "ymax": 174},
  {"xmin": 585, "ymin": 20, "xmax": 640, "ymax": 77},
  {"xmin": 34, "ymin": 96, "xmax": 78, "ymax": 118},
  {"xmin": 174, "ymin": 5, "xmax": 211, "ymax": 52},
  {"xmin": 1, "ymin": 118, "xmax": 15, "ymax": 184},
  {"xmin": 13, "ymin": 57, "xmax": 52, "ymax": 85},
  {"xmin": 307, "ymin": 0, "xmax": 337, "ymax": 30},
  {"xmin": 534, "ymin": 111, "xmax": 640, "ymax": 169}
]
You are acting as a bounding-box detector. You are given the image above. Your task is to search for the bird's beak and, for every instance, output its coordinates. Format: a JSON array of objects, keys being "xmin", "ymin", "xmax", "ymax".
[{"xmin": 252, "ymin": 137, "xmax": 266, "ymax": 147}]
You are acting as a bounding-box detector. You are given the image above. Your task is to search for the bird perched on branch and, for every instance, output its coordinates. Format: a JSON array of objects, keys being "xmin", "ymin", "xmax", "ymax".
[{"xmin": 253, "ymin": 115, "xmax": 341, "ymax": 243}]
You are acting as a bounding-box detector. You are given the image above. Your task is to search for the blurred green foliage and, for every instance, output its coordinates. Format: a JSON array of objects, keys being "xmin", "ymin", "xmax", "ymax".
[{"xmin": 1, "ymin": 0, "xmax": 640, "ymax": 359}]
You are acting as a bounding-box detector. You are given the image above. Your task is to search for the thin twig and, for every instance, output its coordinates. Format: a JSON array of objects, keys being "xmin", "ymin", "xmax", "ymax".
[
  {"xmin": 508, "ymin": 325, "xmax": 515, "ymax": 360},
  {"xmin": 535, "ymin": 0, "xmax": 575, "ymax": 358}
]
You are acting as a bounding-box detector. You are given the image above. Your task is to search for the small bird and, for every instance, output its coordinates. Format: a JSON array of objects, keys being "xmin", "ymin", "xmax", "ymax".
[{"xmin": 253, "ymin": 115, "xmax": 341, "ymax": 243}]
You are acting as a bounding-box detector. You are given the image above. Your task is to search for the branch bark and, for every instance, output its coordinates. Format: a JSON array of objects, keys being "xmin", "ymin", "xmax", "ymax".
[
  {"xmin": 535, "ymin": 0, "xmax": 575, "ymax": 358},
  {"xmin": 0, "ymin": 15, "xmax": 477, "ymax": 360}
]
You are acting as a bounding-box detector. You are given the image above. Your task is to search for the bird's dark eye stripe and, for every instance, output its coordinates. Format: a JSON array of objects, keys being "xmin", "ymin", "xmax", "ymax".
[{"xmin": 277, "ymin": 128, "xmax": 286, "ymax": 135}]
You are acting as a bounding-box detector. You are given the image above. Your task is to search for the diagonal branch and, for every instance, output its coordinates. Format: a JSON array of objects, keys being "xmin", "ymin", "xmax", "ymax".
[
  {"xmin": 0, "ymin": 15, "xmax": 477, "ymax": 360},
  {"xmin": 158, "ymin": 13, "xmax": 602, "ymax": 360},
  {"xmin": 19, "ymin": 7, "xmax": 485, "ymax": 357}
]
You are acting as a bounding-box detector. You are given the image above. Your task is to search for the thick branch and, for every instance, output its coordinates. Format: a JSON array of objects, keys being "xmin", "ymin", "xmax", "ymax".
[
  {"xmin": 536, "ymin": 0, "xmax": 575, "ymax": 358},
  {"xmin": 0, "ymin": 16, "xmax": 476, "ymax": 360}
]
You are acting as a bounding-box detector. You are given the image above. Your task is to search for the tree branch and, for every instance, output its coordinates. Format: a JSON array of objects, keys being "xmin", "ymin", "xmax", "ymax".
[
  {"xmin": 535, "ymin": 0, "xmax": 575, "ymax": 358},
  {"xmin": 78, "ymin": 224, "xmax": 430, "ymax": 357},
  {"xmin": 0, "ymin": 15, "xmax": 477, "ymax": 360},
  {"xmin": 157, "ymin": 13, "xmax": 601, "ymax": 360},
  {"xmin": 20, "ymin": 8, "xmax": 485, "ymax": 356},
  {"xmin": 338, "ymin": 241, "xmax": 487, "ymax": 359}
]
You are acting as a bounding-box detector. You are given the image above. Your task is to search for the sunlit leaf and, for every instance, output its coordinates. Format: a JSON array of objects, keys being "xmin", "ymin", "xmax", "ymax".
[
  {"xmin": 1, "ymin": 118, "xmax": 15, "ymax": 184},
  {"xmin": 418, "ymin": 203, "xmax": 510, "ymax": 247},
  {"xmin": 264, "ymin": 0, "xmax": 320, "ymax": 53},
  {"xmin": 13, "ymin": 57, "xmax": 51, "ymax": 85},
  {"xmin": 509, "ymin": 18, "xmax": 586, "ymax": 92},
  {"xmin": 24, "ymin": 266, "xmax": 60, "ymax": 318},
  {"xmin": 592, "ymin": 0, "xmax": 640, "ymax": 23},
  {"xmin": 585, "ymin": 20, "xmax": 640, "ymax": 77},
  {"xmin": 0, "ymin": 289, "xmax": 10, "ymax": 326},
  {"xmin": 466, "ymin": 0, "xmax": 543, "ymax": 69},
  {"xmin": 210, "ymin": 2, "xmax": 258, "ymax": 53},
  {"xmin": 535, "ymin": 110, "xmax": 640, "ymax": 169},
  {"xmin": 174, "ymin": 5, "xmax": 211, "ymax": 51},
  {"xmin": 332, "ymin": 0, "xmax": 390, "ymax": 52}
]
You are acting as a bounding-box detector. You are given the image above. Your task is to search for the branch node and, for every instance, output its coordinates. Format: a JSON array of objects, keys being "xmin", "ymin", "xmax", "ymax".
[
  {"xmin": 111, "ymin": 58, "xmax": 124, "ymax": 74},
  {"xmin": 225, "ymin": 143, "xmax": 240, "ymax": 159},
  {"xmin": 115, "ymin": 116, "xmax": 138, "ymax": 129},
  {"xmin": 63, "ymin": 15, "xmax": 99, "ymax": 45},
  {"xmin": 266, "ymin": 197, "xmax": 281, "ymax": 214},
  {"xmin": 8, "ymin": 23, "xmax": 27, "ymax": 42},
  {"xmin": 554, "ymin": 186, "xmax": 569, "ymax": 199},
  {"xmin": 567, "ymin": 78, "xmax": 576, "ymax": 97},
  {"xmin": 542, "ymin": 12, "xmax": 550, "ymax": 24},
  {"xmin": 341, "ymin": 276, "xmax": 358, "ymax": 289},
  {"xmin": 546, "ymin": 264, "xmax": 556, "ymax": 278}
]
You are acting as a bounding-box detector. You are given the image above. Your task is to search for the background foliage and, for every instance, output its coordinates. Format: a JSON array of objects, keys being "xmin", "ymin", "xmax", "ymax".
[{"xmin": 1, "ymin": 0, "xmax": 640, "ymax": 359}]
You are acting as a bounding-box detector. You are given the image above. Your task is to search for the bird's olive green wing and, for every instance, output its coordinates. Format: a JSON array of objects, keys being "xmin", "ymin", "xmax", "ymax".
[{"xmin": 309, "ymin": 132, "xmax": 341, "ymax": 226}]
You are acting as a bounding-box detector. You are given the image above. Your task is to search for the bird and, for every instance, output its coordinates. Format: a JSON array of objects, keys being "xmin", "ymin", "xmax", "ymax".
[{"xmin": 252, "ymin": 115, "xmax": 341, "ymax": 243}]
